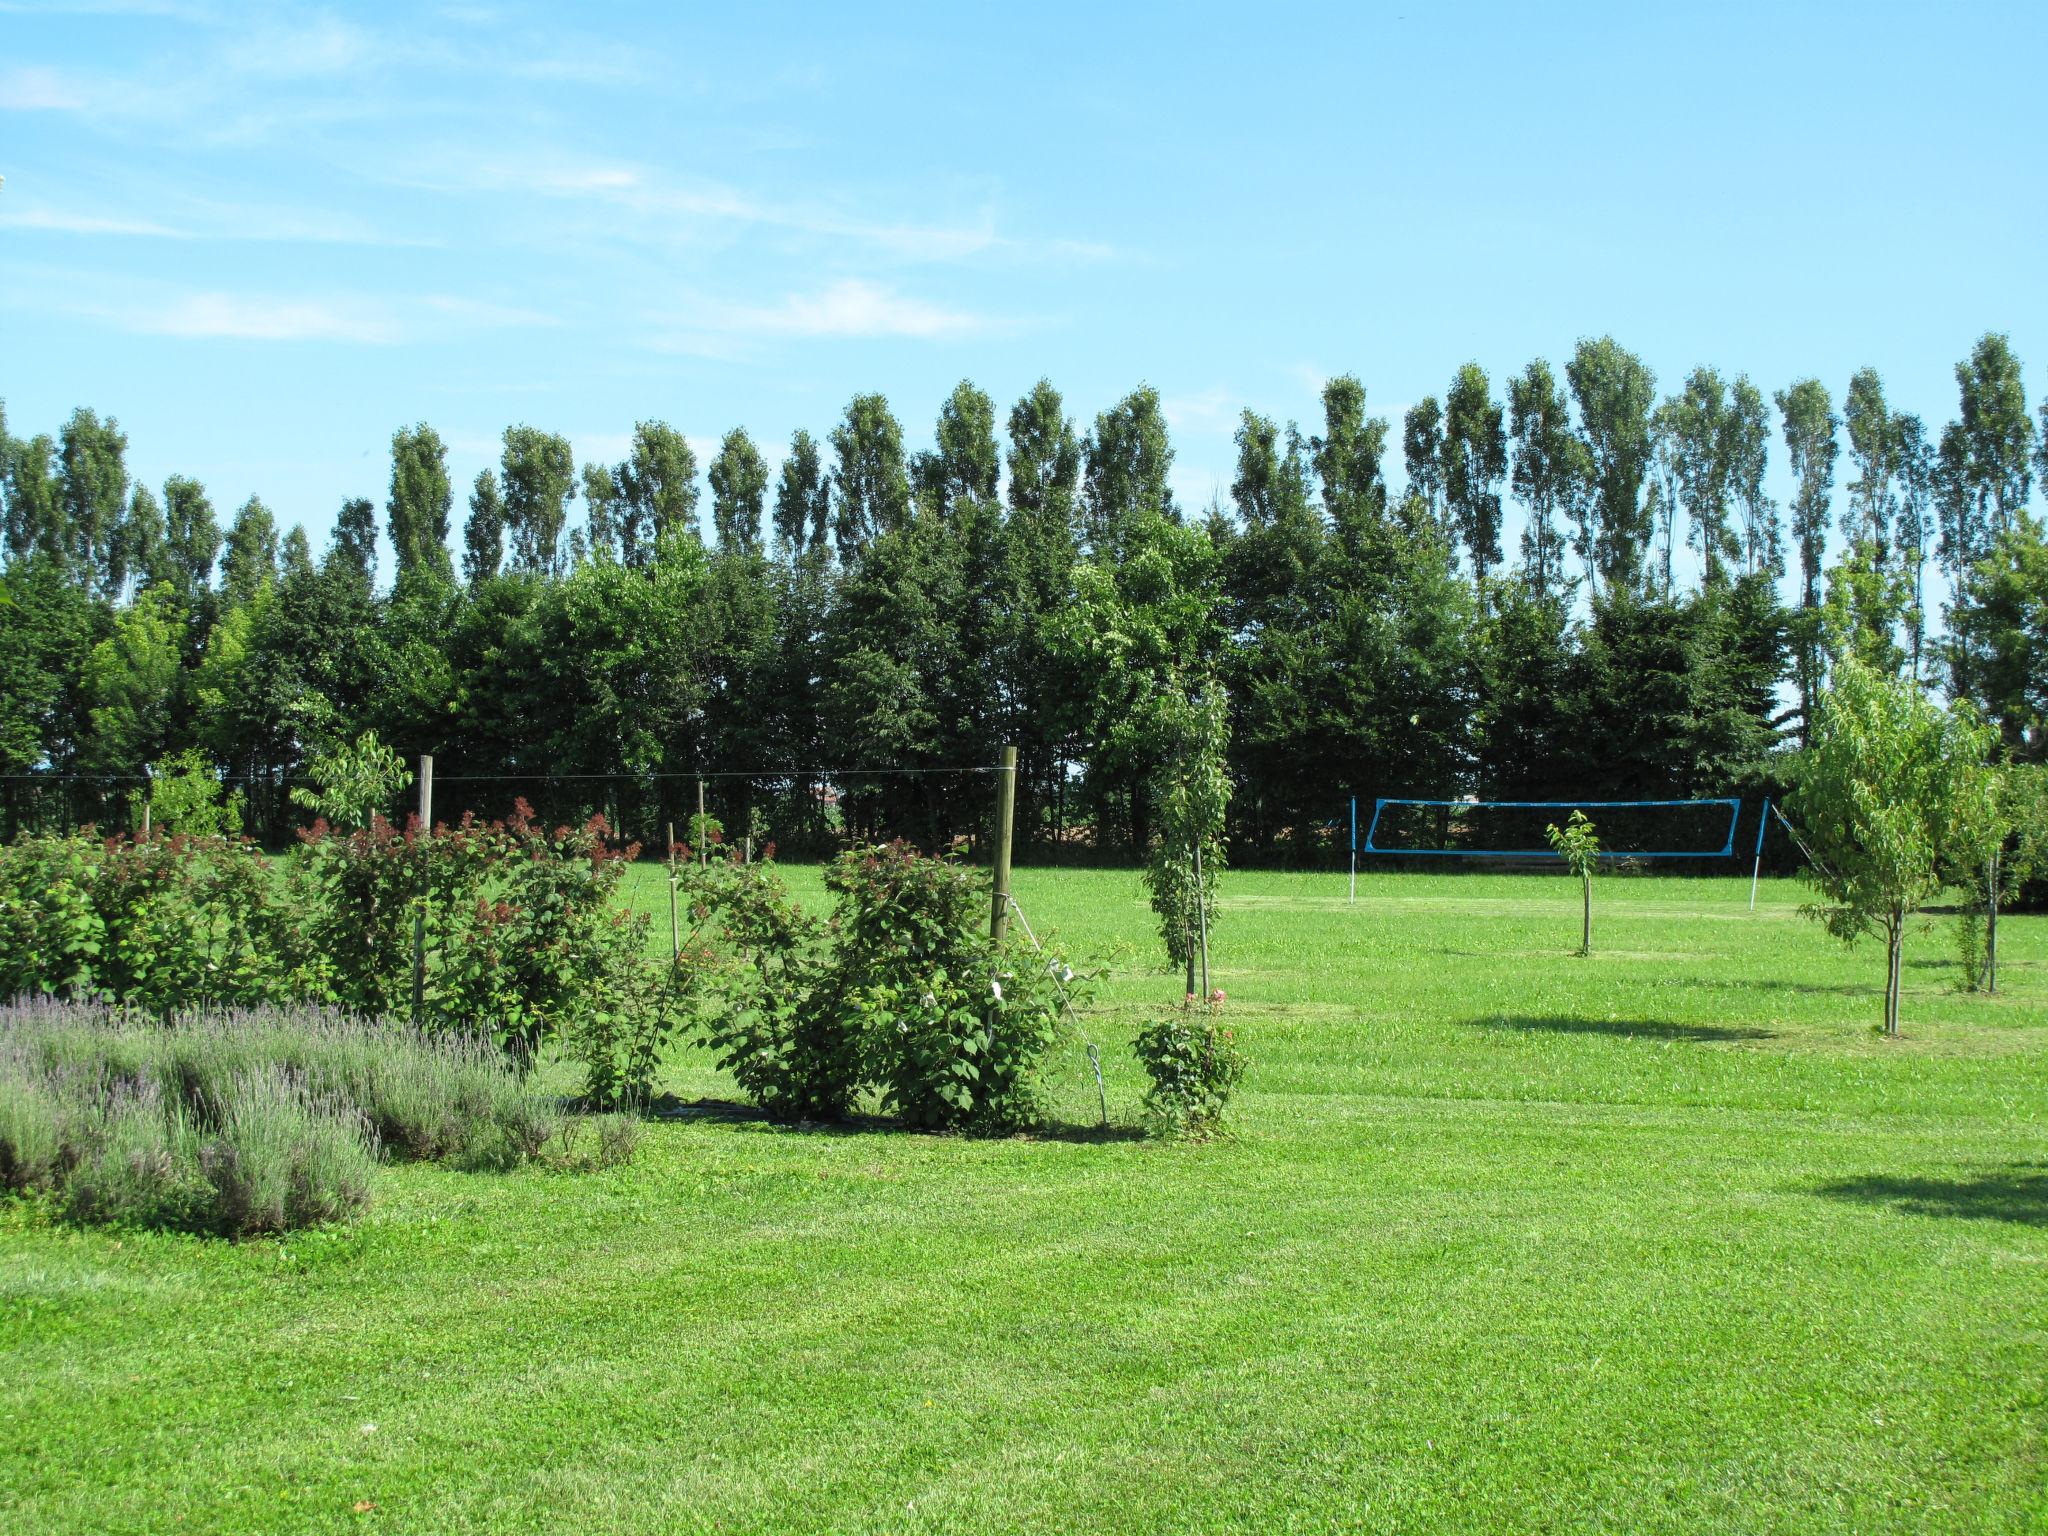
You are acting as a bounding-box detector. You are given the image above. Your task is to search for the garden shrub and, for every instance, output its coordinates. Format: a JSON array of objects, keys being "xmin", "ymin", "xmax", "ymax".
[
  {"xmin": 0, "ymin": 830, "xmax": 303, "ymax": 1010},
  {"xmin": 295, "ymin": 800, "xmax": 656, "ymax": 1082},
  {"xmin": 830, "ymin": 843, "xmax": 1075, "ymax": 1131},
  {"xmin": 690, "ymin": 855, "xmax": 854, "ymax": 1121},
  {"xmin": 0, "ymin": 999, "xmax": 614, "ymax": 1237},
  {"xmin": 688, "ymin": 844, "xmax": 1084, "ymax": 1132},
  {"xmin": 1134, "ymin": 1012, "xmax": 1247, "ymax": 1138},
  {"xmin": 0, "ymin": 831, "xmax": 107, "ymax": 998},
  {"xmin": 200, "ymin": 1067, "xmax": 376, "ymax": 1235}
]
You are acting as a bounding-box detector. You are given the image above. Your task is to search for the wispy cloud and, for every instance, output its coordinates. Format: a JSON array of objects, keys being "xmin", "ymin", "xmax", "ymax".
[
  {"xmin": 0, "ymin": 206, "xmax": 186, "ymax": 237},
  {"xmin": 0, "ymin": 65, "xmax": 92, "ymax": 110},
  {"xmin": 1162, "ymin": 387, "xmax": 1241, "ymax": 435},
  {"xmin": 34, "ymin": 279, "xmax": 559, "ymax": 345},
  {"xmin": 0, "ymin": 196, "xmax": 435, "ymax": 247},
  {"xmin": 438, "ymin": 155, "xmax": 1014, "ymax": 264},
  {"xmin": 125, "ymin": 292, "xmax": 401, "ymax": 343},
  {"xmin": 693, "ymin": 280, "xmax": 998, "ymax": 341}
]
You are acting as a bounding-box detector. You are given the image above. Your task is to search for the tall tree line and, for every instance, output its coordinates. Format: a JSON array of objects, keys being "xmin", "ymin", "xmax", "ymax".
[{"xmin": 3, "ymin": 333, "xmax": 2043, "ymax": 859}]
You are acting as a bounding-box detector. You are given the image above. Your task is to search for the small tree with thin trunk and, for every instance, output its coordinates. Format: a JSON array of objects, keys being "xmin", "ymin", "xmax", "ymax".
[
  {"xmin": 1545, "ymin": 809, "xmax": 1599, "ymax": 955},
  {"xmin": 1948, "ymin": 760, "xmax": 2048, "ymax": 994},
  {"xmin": 1141, "ymin": 680, "xmax": 1230, "ymax": 1000},
  {"xmin": 1788, "ymin": 659, "xmax": 1993, "ymax": 1036}
]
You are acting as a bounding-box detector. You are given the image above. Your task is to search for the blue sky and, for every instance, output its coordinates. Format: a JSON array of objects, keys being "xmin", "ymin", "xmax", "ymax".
[{"xmin": 3, "ymin": 0, "xmax": 2044, "ymax": 581}]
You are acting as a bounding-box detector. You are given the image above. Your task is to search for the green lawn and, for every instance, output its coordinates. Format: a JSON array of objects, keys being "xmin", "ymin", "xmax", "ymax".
[{"xmin": 4, "ymin": 868, "xmax": 2045, "ymax": 1533}]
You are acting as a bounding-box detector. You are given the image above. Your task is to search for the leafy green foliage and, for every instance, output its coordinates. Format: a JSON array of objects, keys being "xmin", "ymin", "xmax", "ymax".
[
  {"xmin": 1789, "ymin": 659, "xmax": 1996, "ymax": 1033},
  {"xmin": 0, "ymin": 998, "xmax": 615, "ymax": 1235},
  {"xmin": 1141, "ymin": 686, "xmax": 1230, "ymax": 974},
  {"xmin": 143, "ymin": 746, "xmax": 245, "ymax": 837},
  {"xmin": 289, "ymin": 729, "xmax": 413, "ymax": 831},
  {"xmin": 295, "ymin": 800, "xmax": 650, "ymax": 1072},
  {"xmin": 688, "ymin": 854, "xmax": 853, "ymax": 1121},
  {"xmin": 1545, "ymin": 809, "xmax": 1601, "ymax": 955},
  {"xmin": 687, "ymin": 844, "xmax": 1082, "ymax": 1131},
  {"xmin": 1133, "ymin": 1012, "xmax": 1246, "ymax": 1138}
]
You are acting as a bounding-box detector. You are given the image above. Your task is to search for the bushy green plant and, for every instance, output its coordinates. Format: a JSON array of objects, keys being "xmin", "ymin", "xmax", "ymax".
[
  {"xmin": 687, "ymin": 844, "xmax": 1084, "ymax": 1132},
  {"xmin": 289, "ymin": 729, "xmax": 413, "ymax": 830},
  {"xmin": 1545, "ymin": 809, "xmax": 1601, "ymax": 956},
  {"xmin": 1141, "ymin": 685, "xmax": 1231, "ymax": 988},
  {"xmin": 689, "ymin": 855, "xmax": 854, "ymax": 1121},
  {"xmin": 831, "ymin": 843, "xmax": 1075, "ymax": 1130},
  {"xmin": 141, "ymin": 747, "xmax": 245, "ymax": 837},
  {"xmin": 569, "ymin": 936, "xmax": 709, "ymax": 1112},
  {"xmin": 0, "ymin": 830, "xmax": 302, "ymax": 1010},
  {"xmin": 199, "ymin": 1067, "xmax": 376, "ymax": 1235},
  {"xmin": 91, "ymin": 832, "xmax": 306, "ymax": 1011},
  {"xmin": 0, "ymin": 831, "xmax": 105, "ymax": 997},
  {"xmin": 295, "ymin": 800, "xmax": 651, "ymax": 1072},
  {"xmin": 1134, "ymin": 1012, "xmax": 1247, "ymax": 1138},
  {"xmin": 0, "ymin": 1000, "xmax": 607, "ymax": 1236}
]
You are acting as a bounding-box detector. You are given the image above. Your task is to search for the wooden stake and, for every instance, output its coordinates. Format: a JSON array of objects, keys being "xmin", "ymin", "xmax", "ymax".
[
  {"xmin": 1193, "ymin": 836, "xmax": 1210, "ymax": 1000},
  {"xmin": 666, "ymin": 821, "xmax": 679, "ymax": 961},
  {"xmin": 696, "ymin": 778, "xmax": 707, "ymax": 867},
  {"xmin": 990, "ymin": 745, "xmax": 1017, "ymax": 946},
  {"xmin": 412, "ymin": 754, "xmax": 433, "ymax": 1021}
]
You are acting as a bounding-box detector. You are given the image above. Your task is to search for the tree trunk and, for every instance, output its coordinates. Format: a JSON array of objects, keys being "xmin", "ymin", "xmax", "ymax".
[
  {"xmin": 1986, "ymin": 851, "xmax": 2000, "ymax": 995},
  {"xmin": 1884, "ymin": 913, "xmax": 1903, "ymax": 1037},
  {"xmin": 1581, "ymin": 871, "xmax": 1592, "ymax": 955}
]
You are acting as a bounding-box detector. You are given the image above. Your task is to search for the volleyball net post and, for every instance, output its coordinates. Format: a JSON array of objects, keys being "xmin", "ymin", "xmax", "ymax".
[{"xmin": 1749, "ymin": 796, "xmax": 1770, "ymax": 912}]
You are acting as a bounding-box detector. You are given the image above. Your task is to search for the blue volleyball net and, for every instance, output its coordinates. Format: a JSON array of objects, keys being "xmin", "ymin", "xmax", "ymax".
[{"xmin": 1361, "ymin": 798, "xmax": 1743, "ymax": 861}]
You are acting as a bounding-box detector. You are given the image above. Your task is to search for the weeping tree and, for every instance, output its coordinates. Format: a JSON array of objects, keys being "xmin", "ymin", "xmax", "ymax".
[
  {"xmin": 1141, "ymin": 680, "xmax": 1231, "ymax": 1000},
  {"xmin": 1789, "ymin": 659, "xmax": 1994, "ymax": 1036}
]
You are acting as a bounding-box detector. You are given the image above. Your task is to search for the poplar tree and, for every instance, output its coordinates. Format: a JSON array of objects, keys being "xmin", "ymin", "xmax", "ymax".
[
  {"xmin": 1937, "ymin": 333, "xmax": 2034, "ymax": 584},
  {"xmin": 1442, "ymin": 364, "xmax": 1507, "ymax": 585},
  {"xmin": 773, "ymin": 429, "xmax": 830, "ymax": 554},
  {"xmin": 463, "ymin": 471, "xmax": 504, "ymax": 586},
  {"xmin": 1842, "ymin": 368, "xmax": 1897, "ymax": 551},
  {"xmin": 500, "ymin": 426, "xmax": 577, "ymax": 577},
  {"xmin": 1401, "ymin": 396, "xmax": 1445, "ymax": 528},
  {"xmin": 1565, "ymin": 337, "xmax": 1657, "ymax": 597},
  {"xmin": 58, "ymin": 407, "xmax": 129, "ymax": 598},
  {"xmin": 1313, "ymin": 374, "xmax": 1391, "ymax": 556},
  {"xmin": 829, "ymin": 394, "xmax": 911, "ymax": 560},
  {"xmin": 1507, "ymin": 360, "xmax": 1578, "ymax": 600},
  {"xmin": 162, "ymin": 476, "xmax": 221, "ymax": 604},
  {"xmin": 708, "ymin": 428, "xmax": 769, "ymax": 555},
  {"xmin": 330, "ymin": 496, "xmax": 378, "ymax": 597},
  {"xmin": 1082, "ymin": 386, "xmax": 1175, "ymax": 562},
  {"xmin": 617, "ymin": 421, "xmax": 700, "ymax": 562},
  {"xmin": 913, "ymin": 380, "xmax": 1000, "ymax": 520},
  {"xmin": 1776, "ymin": 378, "xmax": 1838, "ymax": 742},
  {"xmin": 387, "ymin": 423, "xmax": 453, "ymax": 583},
  {"xmin": 220, "ymin": 496, "xmax": 278, "ymax": 608}
]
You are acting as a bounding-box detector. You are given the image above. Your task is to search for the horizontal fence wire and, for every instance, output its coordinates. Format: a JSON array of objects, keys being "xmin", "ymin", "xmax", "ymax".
[{"xmin": 1362, "ymin": 797, "xmax": 1744, "ymax": 860}]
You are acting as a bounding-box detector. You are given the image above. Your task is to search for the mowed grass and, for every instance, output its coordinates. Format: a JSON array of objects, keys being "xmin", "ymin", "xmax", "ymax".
[{"xmin": 3, "ymin": 867, "xmax": 2045, "ymax": 1534}]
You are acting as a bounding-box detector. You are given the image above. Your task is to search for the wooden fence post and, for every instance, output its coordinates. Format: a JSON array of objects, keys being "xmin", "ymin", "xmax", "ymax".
[
  {"xmin": 697, "ymin": 778, "xmax": 707, "ymax": 867},
  {"xmin": 667, "ymin": 820, "xmax": 679, "ymax": 961},
  {"xmin": 990, "ymin": 745, "xmax": 1017, "ymax": 946},
  {"xmin": 412, "ymin": 754, "xmax": 433, "ymax": 1021}
]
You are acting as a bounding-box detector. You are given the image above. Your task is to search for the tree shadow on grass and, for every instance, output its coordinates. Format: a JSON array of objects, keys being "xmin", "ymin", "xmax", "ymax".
[
  {"xmin": 1468, "ymin": 1014, "xmax": 1776, "ymax": 1043},
  {"xmin": 646, "ymin": 1095, "xmax": 1146, "ymax": 1144},
  {"xmin": 1814, "ymin": 1165, "xmax": 2048, "ymax": 1227}
]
